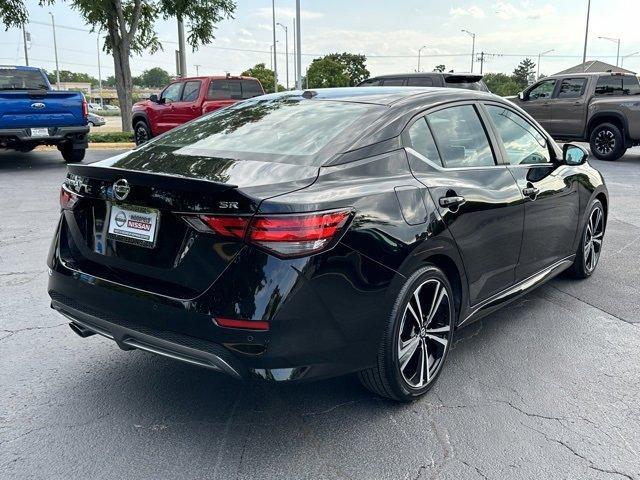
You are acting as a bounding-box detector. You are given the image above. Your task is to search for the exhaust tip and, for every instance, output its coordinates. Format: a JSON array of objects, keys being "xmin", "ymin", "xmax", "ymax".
[{"xmin": 68, "ymin": 322, "xmax": 96, "ymax": 338}]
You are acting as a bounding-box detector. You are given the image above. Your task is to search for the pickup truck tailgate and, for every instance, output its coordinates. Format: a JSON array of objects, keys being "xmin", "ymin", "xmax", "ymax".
[{"xmin": 0, "ymin": 91, "xmax": 86, "ymax": 128}]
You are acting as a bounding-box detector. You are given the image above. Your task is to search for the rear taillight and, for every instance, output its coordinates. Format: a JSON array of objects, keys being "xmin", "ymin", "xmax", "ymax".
[
  {"xmin": 82, "ymin": 100, "xmax": 89, "ymax": 118},
  {"xmin": 60, "ymin": 186, "xmax": 79, "ymax": 210},
  {"xmin": 196, "ymin": 209, "xmax": 352, "ymax": 258}
]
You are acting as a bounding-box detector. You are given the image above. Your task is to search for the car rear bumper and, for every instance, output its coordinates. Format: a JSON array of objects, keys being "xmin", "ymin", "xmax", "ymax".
[{"xmin": 0, "ymin": 125, "xmax": 89, "ymax": 148}]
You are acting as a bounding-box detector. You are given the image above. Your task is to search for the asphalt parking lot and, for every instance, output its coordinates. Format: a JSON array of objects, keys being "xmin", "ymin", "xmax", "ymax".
[{"xmin": 1, "ymin": 147, "xmax": 639, "ymax": 480}]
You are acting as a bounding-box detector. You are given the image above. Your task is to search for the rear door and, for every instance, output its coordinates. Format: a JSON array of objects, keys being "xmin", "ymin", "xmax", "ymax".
[
  {"xmin": 171, "ymin": 80, "xmax": 203, "ymax": 124},
  {"xmin": 549, "ymin": 77, "xmax": 588, "ymax": 137},
  {"xmin": 483, "ymin": 102, "xmax": 580, "ymax": 279},
  {"xmin": 404, "ymin": 103, "xmax": 524, "ymax": 305},
  {"xmin": 155, "ymin": 81, "xmax": 184, "ymax": 134},
  {"xmin": 517, "ymin": 79, "xmax": 556, "ymax": 131}
]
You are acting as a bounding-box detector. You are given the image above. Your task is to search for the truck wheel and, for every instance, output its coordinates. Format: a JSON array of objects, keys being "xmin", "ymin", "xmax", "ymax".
[
  {"xmin": 134, "ymin": 120, "xmax": 152, "ymax": 146},
  {"xmin": 589, "ymin": 123, "xmax": 626, "ymax": 161},
  {"xmin": 61, "ymin": 145, "xmax": 86, "ymax": 163}
]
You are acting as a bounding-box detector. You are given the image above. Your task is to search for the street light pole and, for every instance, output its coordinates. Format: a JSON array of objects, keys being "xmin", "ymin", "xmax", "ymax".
[
  {"xmin": 194, "ymin": 64, "xmax": 200, "ymax": 76},
  {"xmin": 97, "ymin": 36, "xmax": 103, "ymax": 107},
  {"xmin": 22, "ymin": 24, "xmax": 29, "ymax": 66},
  {"xmin": 598, "ymin": 36, "xmax": 622, "ymax": 67},
  {"xmin": 461, "ymin": 30, "xmax": 476, "ymax": 73},
  {"xmin": 536, "ymin": 49, "xmax": 554, "ymax": 80},
  {"xmin": 177, "ymin": 17, "xmax": 187, "ymax": 77},
  {"xmin": 49, "ymin": 12, "xmax": 60, "ymax": 89},
  {"xmin": 417, "ymin": 45, "xmax": 427, "ymax": 72},
  {"xmin": 277, "ymin": 23, "xmax": 289, "ymax": 89},
  {"xmin": 582, "ymin": 0, "xmax": 591, "ymax": 65},
  {"xmin": 621, "ymin": 51, "xmax": 640, "ymax": 68},
  {"xmin": 292, "ymin": 18, "xmax": 297, "ymax": 88},
  {"xmin": 271, "ymin": 0, "xmax": 278, "ymax": 93},
  {"xmin": 295, "ymin": 0, "xmax": 302, "ymax": 89}
]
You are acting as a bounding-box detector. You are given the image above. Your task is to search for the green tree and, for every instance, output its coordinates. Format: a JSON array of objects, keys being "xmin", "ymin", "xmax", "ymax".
[
  {"xmin": 46, "ymin": 70, "xmax": 98, "ymax": 86},
  {"xmin": 2, "ymin": 1, "xmax": 236, "ymax": 131},
  {"xmin": 433, "ymin": 64, "xmax": 446, "ymax": 73},
  {"xmin": 482, "ymin": 72, "xmax": 521, "ymax": 96},
  {"xmin": 134, "ymin": 67, "xmax": 172, "ymax": 87},
  {"xmin": 307, "ymin": 57, "xmax": 350, "ymax": 88},
  {"xmin": 512, "ymin": 58, "xmax": 536, "ymax": 89},
  {"xmin": 241, "ymin": 63, "xmax": 283, "ymax": 93},
  {"xmin": 324, "ymin": 52, "xmax": 369, "ymax": 86}
]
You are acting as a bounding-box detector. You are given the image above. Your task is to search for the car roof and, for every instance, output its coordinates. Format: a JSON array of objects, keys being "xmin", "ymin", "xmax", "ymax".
[
  {"xmin": 547, "ymin": 72, "xmax": 638, "ymax": 79},
  {"xmin": 0, "ymin": 65, "xmax": 43, "ymax": 71},
  {"xmin": 177, "ymin": 75, "xmax": 260, "ymax": 82},
  {"xmin": 366, "ymin": 72, "xmax": 481, "ymax": 79}
]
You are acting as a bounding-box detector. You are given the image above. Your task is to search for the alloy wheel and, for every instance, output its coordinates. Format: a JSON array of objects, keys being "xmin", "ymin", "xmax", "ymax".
[
  {"xmin": 584, "ymin": 205, "xmax": 604, "ymax": 272},
  {"xmin": 594, "ymin": 129, "xmax": 615, "ymax": 156},
  {"xmin": 397, "ymin": 279, "xmax": 452, "ymax": 388},
  {"xmin": 135, "ymin": 126, "xmax": 149, "ymax": 145}
]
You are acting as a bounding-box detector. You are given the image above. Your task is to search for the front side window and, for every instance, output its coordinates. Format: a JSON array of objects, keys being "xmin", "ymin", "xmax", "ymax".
[
  {"xmin": 207, "ymin": 80, "xmax": 242, "ymax": 100},
  {"xmin": 557, "ymin": 78, "xmax": 585, "ymax": 98},
  {"xmin": 359, "ymin": 78, "xmax": 381, "ymax": 87},
  {"xmin": 407, "ymin": 77, "xmax": 434, "ymax": 87},
  {"xmin": 161, "ymin": 82, "xmax": 183, "ymax": 103},
  {"xmin": 427, "ymin": 105, "xmax": 495, "ymax": 168},
  {"xmin": 528, "ymin": 80, "xmax": 556, "ymax": 100},
  {"xmin": 486, "ymin": 105, "xmax": 550, "ymax": 165},
  {"xmin": 381, "ymin": 78, "xmax": 406, "ymax": 86},
  {"xmin": 181, "ymin": 81, "xmax": 202, "ymax": 102},
  {"xmin": 407, "ymin": 118, "xmax": 442, "ymax": 166}
]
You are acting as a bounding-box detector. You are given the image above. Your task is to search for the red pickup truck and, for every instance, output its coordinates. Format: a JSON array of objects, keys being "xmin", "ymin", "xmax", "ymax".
[{"xmin": 131, "ymin": 75, "xmax": 264, "ymax": 145}]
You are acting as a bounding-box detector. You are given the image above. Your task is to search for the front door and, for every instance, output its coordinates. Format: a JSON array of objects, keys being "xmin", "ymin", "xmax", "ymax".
[
  {"xmin": 549, "ymin": 77, "xmax": 588, "ymax": 138},
  {"xmin": 483, "ymin": 103, "xmax": 580, "ymax": 280},
  {"xmin": 404, "ymin": 103, "xmax": 524, "ymax": 305},
  {"xmin": 171, "ymin": 80, "xmax": 203, "ymax": 124},
  {"xmin": 155, "ymin": 81, "xmax": 185, "ymax": 134},
  {"xmin": 516, "ymin": 79, "xmax": 556, "ymax": 131}
]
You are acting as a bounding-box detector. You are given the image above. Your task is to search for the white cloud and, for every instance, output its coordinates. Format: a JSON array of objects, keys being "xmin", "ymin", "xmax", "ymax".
[
  {"xmin": 494, "ymin": 1, "xmax": 556, "ymax": 20},
  {"xmin": 255, "ymin": 7, "xmax": 324, "ymax": 21},
  {"xmin": 449, "ymin": 5, "xmax": 486, "ymax": 18}
]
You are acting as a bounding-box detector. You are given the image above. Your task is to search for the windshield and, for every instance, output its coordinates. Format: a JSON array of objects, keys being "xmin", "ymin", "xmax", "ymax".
[
  {"xmin": 0, "ymin": 68, "xmax": 48, "ymax": 90},
  {"xmin": 152, "ymin": 96, "xmax": 382, "ymax": 166}
]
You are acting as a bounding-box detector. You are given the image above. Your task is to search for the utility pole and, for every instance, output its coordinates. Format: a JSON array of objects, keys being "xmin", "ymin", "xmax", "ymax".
[
  {"xmin": 295, "ymin": 0, "xmax": 302, "ymax": 89},
  {"xmin": 271, "ymin": 0, "xmax": 278, "ymax": 92},
  {"xmin": 293, "ymin": 18, "xmax": 297, "ymax": 89},
  {"xmin": 177, "ymin": 17, "xmax": 187, "ymax": 77},
  {"xmin": 269, "ymin": 44, "xmax": 274, "ymax": 70},
  {"xmin": 277, "ymin": 23, "xmax": 289, "ymax": 89},
  {"xmin": 22, "ymin": 24, "xmax": 29, "ymax": 66},
  {"xmin": 49, "ymin": 12, "xmax": 60, "ymax": 89},
  {"xmin": 194, "ymin": 64, "xmax": 201, "ymax": 76},
  {"xmin": 97, "ymin": 36, "xmax": 103, "ymax": 107},
  {"xmin": 477, "ymin": 51, "xmax": 485, "ymax": 74},
  {"xmin": 417, "ymin": 45, "xmax": 427, "ymax": 72},
  {"xmin": 537, "ymin": 49, "xmax": 554, "ymax": 80},
  {"xmin": 582, "ymin": 0, "xmax": 591, "ymax": 66},
  {"xmin": 462, "ymin": 30, "xmax": 476, "ymax": 73}
]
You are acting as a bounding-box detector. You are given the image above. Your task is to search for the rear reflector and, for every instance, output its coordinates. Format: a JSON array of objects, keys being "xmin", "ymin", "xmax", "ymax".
[
  {"xmin": 196, "ymin": 209, "xmax": 352, "ymax": 258},
  {"xmin": 60, "ymin": 186, "xmax": 79, "ymax": 210},
  {"xmin": 215, "ymin": 317, "xmax": 270, "ymax": 331}
]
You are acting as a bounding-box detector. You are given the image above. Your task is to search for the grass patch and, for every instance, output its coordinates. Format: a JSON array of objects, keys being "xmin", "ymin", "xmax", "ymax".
[{"xmin": 89, "ymin": 131, "xmax": 134, "ymax": 143}]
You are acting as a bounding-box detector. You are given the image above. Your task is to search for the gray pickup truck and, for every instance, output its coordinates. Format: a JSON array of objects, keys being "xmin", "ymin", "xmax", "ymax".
[{"xmin": 510, "ymin": 72, "xmax": 640, "ymax": 161}]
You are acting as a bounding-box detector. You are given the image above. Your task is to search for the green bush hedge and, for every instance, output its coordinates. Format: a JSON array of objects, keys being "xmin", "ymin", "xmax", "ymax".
[{"xmin": 89, "ymin": 131, "xmax": 134, "ymax": 143}]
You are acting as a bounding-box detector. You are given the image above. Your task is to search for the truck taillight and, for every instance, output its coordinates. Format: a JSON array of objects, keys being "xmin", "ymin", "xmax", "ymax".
[
  {"xmin": 60, "ymin": 186, "xmax": 79, "ymax": 210},
  {"xmin": 82, "ymin": 100, "xmax": 89, "ymax": 118},
  {"xmin": 194, "ymin": 210, "xmax": 353, "ymax": 258}
]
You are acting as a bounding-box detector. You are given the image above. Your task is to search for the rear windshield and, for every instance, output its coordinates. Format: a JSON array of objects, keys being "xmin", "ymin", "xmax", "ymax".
[
  {"xmin": 153, "ymin": 97, "xmax": 382, "ymax": 166},
  {"xmin": 444, "ymin": 78, "xmax": 488, "ymax": 92},
  {"xmin": 0, "ymin": 68, "xmax": 48, "ymax": 90},
  {"xmin": 207, "ymin": 79, "xmax": 264, "ymax": 100}
]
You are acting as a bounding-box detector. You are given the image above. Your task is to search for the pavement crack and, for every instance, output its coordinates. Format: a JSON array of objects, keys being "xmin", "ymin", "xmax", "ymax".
[
  {"xmin": 461, "ymin": 460, "xmax": 490, "ymax": 480},
  {"xmin": 0, "ymin": 323, "xmax": 66, "ymax": 341},
  {"xmin": 301, "ymin": 400, "xmax": 359, "ymax": 416}
]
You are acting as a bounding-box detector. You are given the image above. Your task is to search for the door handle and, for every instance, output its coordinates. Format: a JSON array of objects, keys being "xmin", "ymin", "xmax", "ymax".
[
  {"xmin": 522, "ymin": 186, "xmax": 540, "ymax": 198},
  {"xmin": 439, "ymin": 196, "xmax": 466, "ymax": 209}
]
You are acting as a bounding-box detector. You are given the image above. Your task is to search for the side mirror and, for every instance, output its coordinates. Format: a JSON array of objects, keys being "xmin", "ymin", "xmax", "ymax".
[
  {"xmin": 563, "ymin": 143, "xmax": 588, "ymax": 165},
  {"xmin": 149, "ymin": 94, "xmax": 159, "ymax": 103},
  {"xmin": 518, "ymin": 91, "xmax": 526, "ymax": 101}
]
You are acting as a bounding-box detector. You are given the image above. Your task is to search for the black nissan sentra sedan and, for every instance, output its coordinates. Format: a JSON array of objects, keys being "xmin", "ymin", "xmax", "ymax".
[{"xmin": 48, "ymin": 87, "xmax": 608, "ymax": 401}]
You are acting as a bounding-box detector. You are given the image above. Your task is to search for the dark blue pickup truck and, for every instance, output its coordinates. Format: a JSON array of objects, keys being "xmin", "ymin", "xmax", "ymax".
[{"xmin": 0, "ymin": 65, "xmax": 89, "ymax": 162}]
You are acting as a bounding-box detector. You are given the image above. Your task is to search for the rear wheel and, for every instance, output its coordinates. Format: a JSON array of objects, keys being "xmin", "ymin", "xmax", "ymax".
[
  {"xmin": 358, "ymin": 265, "xmax": 455, "ymax": 402},
  {"xmin": 134, "ymin": 120, "xmax": 152, "ymax": 146},
  {"xmin": 567, "ymin": 199, "xmax": 605, "ymax": 279},
  {"xmin": 589, "ymin": 123, "xmax": 626, "ymax": 161},
  {"xmin": 60, "ymin": 144, "xmax": 86, "ymax": 163}
]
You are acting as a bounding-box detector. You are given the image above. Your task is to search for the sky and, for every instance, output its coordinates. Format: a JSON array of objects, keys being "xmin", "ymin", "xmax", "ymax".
[{"xmin": 1, "ymin": 0, "xmax": 639, "ymax": 86}]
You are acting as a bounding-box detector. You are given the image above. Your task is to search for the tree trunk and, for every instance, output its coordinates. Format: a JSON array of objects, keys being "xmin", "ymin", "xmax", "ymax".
[{"xmin": 108, "ymin": 24, "xmax": 134, "ymax": 132}]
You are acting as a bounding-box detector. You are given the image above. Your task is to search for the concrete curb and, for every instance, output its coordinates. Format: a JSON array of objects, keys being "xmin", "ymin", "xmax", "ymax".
[{"xmin": 36, "ymin": 143, "xmax": 134, "ymax": 151}]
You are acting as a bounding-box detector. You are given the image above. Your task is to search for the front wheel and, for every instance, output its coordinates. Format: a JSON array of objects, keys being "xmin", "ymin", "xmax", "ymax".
[
  {"xmin": 567, "ymin": 199, "xmax": 605, "ymax": 279},
  {"xmin": 358, "ymin": 265, "xmax": 455, "ymax": 402},
  {"xmin": 60, "ymin": 145, "xmax": 86, "ymax": 163},
  {"xmin": 134, "ymin": 120, "xmax": 152, "ymax": 146},
  {"xmin": 589, "ymin": 123, "xmax": 626, "ymax": 161}
]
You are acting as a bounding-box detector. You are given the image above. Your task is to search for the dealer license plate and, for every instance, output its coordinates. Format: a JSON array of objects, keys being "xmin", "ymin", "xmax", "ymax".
[
  {"xmin": 30, "ymin": 128, "xmax": 50, "ymax": 137},
  {"xmin": 107, "ymin": 204, "xmax": 159, "ymax": 248}
]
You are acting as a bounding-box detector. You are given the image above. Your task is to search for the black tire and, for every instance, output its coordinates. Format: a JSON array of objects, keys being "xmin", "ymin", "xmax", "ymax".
[
  {"xmin": 589, "ymin": 123, "xmax": 626, "ymax": 161},
  {"xmin": 134, "ymin": 120, "xmax": 152, "ymax": 146},
  {"xmin": 60, "ymin": 145, "xmax": 86, "ymax": 163},
  {"xmin": 358, "ymin": 264, "xmax": 455, "ymax": 402},
  {"xmin": 567, "ymin": 199, "xmax": 605, "ymax": 279},
  {"xmin": 88, "ymin": 121, "xmax": 95, "ymax": 127}
]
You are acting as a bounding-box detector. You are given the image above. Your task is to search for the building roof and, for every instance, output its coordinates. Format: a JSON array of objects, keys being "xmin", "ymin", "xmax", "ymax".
[{"xmin": 555, "ymin": 60, "xmax": 636, "ymax": 75}]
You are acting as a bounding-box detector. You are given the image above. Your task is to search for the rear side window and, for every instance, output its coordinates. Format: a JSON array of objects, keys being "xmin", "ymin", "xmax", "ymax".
[
  {"xmin": 427, "ymin": 105, "xmax": 495, "ymax": 168},
  {"xmin": 557, "ymin": 78, "xmax": 586, "ymax": 98},
  {"xmin": 381, "ymin": 78, "xmax": 406, "ymax": 86},
  {"xmin": 181, "ymin": 81, "xmax": 201, "ymax": 102},
  {"xmin": 486, "ymin": 105, "xmax": 550, "ymax": 165},
  {"xmin": 241, "ymin": 80, "xmax": 263, "ymax": 98},
  {"xmin": 0, "ymin": 68, "xmax": 48, "ymax": 90},
  {"xmin": 407, "ymin": 118, "xmax": 442, "ymax": 165},
  {"xmin": 407, "ymin": 77, "xmax": 434, "ymax": 87},
  {"xmin": 595, "ymin": 75, "xmax": 640, "ymax": 96},
  {"xmin": 161, "ymin": 82, "xmax": 183, "ymax": 103},
  {"xmin": 207, "ymin": 80, "xmax": 242, "ymax": 100}
]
